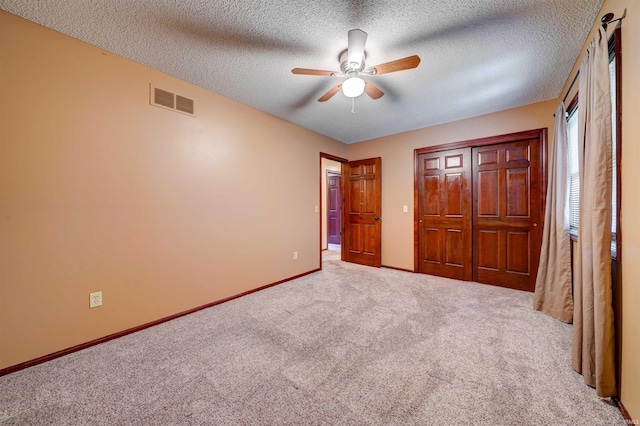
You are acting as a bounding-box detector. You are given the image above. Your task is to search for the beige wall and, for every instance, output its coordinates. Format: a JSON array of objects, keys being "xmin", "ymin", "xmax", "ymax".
[
  {"xmin": 347, "ymin": 100, "xmax": 557, "ymax": 270},
  {"xmin": 0, "ymin": 12, "xmax": 347, "ymax": 370},
  {"xmin": 320, "ymin": 158, "xmax": 342, "ymax": 250}
]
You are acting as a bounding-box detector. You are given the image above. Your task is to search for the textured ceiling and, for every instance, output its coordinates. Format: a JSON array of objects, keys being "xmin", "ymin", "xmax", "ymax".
[{"xmin": 1, "ymin": 0, "xmax": 604, "ymax": 143}]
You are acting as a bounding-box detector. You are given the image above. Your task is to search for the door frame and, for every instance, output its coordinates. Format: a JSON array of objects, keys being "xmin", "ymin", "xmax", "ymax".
[
  {"xmin": 320, "ymin": 152, "xmax": 348, "ymax": 269},
  {"xmin": 413, "ymin": 128, "xmax": 547, "ymax": 275}
]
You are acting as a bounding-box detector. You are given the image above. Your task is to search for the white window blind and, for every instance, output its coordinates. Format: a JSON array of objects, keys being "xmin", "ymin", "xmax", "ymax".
[
  {"xmin": 610, "ymin": 57, "xmax": 617, "ymax": 257},
  {"xmin": 567, "ymin": 109, "xmax": 580, "ymax": 234}
]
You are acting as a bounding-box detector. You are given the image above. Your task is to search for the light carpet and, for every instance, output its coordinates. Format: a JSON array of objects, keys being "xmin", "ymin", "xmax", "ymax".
[{"xmin": 0, "ymin": 250, "xmax": 625, "ymax": 425}]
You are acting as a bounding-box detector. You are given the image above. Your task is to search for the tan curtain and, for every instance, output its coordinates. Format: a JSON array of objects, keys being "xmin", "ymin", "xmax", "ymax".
[
  {"xmin": 572, "ymin": 26, "xmax": 616, "ymax": 398},
  {"xmin": 533, "ymin": 103, "xmax": 573, "ymax": 323}
]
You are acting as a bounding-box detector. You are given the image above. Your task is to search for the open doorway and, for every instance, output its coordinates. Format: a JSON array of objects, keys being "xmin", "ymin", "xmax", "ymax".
[
  {"xmin": 320, "ymin": 153, "xmax": 347, "ymax": 267},
  {"xmin": 326, "ymin": 170, "xmax": 341, "ymax": 251}
]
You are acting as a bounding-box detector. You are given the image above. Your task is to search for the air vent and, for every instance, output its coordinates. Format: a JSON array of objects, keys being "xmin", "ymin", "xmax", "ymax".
[
  {"xmin": 176, "ymin": 95, "xmax": 194, "ymax": 114},
  {"xmin": 150, "ymin": 85, "xmax": 195, "ymax": 116},
  {"xmin": 154, "ymin": 88, "xmax": 175, "ymax": 109}
]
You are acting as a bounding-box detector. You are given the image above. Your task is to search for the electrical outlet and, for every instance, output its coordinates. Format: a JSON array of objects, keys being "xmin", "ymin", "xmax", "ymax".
[
  {"xmin": 90, "ymin": 291, "xmax": 102, "ymax": 308},
  {"xmin": 293, "ymin": 251, "xmax": 298, "ymax": 260},
  {"xmin": 403, "ymin": 205, "xmax": 409, "ymax": 213}
]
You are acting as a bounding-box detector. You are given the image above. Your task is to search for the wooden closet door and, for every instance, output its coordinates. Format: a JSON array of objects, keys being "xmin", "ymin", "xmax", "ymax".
[
  {"xmin": 417, "ymin": 148, "xmax": 472, "ymax": 280},
  {"xmin": 472, "ymin": 138, "xmax": 542, "ymax": 291}
]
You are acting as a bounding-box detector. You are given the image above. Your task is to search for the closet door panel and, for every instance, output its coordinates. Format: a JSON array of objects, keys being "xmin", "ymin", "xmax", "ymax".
[
  {"xmin": 416, "ymin": 148, "xmax": 472, "ymax": 280},
  {"xmin": 472, "ymin": 138, "xmax": 542, "ymax": 292}
]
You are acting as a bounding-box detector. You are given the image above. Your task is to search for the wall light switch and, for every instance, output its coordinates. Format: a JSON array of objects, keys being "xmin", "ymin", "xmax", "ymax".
[
  {"xmin": 403, "ymin": 205, "xmax": 409, "ymax": 213},
  {"xmin": 314, "ymin": 205, "xmax": 319, "ymax": 213}
]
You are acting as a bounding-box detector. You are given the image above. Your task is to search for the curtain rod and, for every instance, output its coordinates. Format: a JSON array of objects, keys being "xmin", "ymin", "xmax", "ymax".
[
  {"xmin": 601, "ymin": 10, "xmax": 626, "ymax": 30},
  {"xmin": 556, "ymin": 10, "xmax": 626, "ymax": 109},
  {"xmin": 562, "ymin": 71, "xmax": 580, "ymax": 103}
]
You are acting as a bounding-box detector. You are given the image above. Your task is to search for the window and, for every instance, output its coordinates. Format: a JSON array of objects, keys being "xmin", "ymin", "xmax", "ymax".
[
  {"xmin": 567, "ymin": 104, "xmax": 579, "ymax": 236},
  {"xmin": 609, "ymin": 45, "xmax": 618, "ymax": 257},
  {"xmin": 566, "ymin": 28, "xmax": 621, "ymax": 259}
]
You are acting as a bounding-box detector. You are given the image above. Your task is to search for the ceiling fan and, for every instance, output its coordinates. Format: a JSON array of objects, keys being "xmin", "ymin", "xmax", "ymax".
[{"xmin": 292, "ymin": 29, "xmax": 421, "ymax": 102}]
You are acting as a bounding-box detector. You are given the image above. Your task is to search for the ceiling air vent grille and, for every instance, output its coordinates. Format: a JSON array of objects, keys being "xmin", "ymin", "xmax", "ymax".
[{"xmin": 150, "ymin": 85, "xmax": 195, "ymax": 117}]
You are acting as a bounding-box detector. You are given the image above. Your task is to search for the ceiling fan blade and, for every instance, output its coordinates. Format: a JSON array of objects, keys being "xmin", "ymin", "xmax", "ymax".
[
  {"xmin": 318, "ymin": 84, "xmax": 342, "ymax": 102},
  {"xmin": 367, "ymin": 55, "xmax": 421, "ymax": 75},
  {"xmin": 364, "ymin": 81, "xmax": 384, "ymax": 100},
  {"xmin": 347, "ymin": 29, "xmax": 368, "ymax": 66},
  {"xmin": 291, "ymin": 68, "xmax": 336, "ymax": 76}
]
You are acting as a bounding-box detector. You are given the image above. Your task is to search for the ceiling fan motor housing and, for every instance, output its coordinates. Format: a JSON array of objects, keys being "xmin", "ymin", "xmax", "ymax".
[{"xmin": 339, "ymin": 50, "xmax": 366, "ymax": 74}]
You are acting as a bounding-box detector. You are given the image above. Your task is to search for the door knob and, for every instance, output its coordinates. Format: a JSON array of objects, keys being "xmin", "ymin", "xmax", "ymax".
[
  {"xmin": 374, "ymin": 216, "xmax": 380, "ymax": 221},
  {"xmin": 533, "ymin": 223, "xmax": 538, "ymax": 227}
]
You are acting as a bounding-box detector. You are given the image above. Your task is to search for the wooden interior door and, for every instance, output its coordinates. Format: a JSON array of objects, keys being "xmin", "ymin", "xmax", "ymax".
[
  {"xmin": 327, "ymin": 173, "xmax": 341, "ymax": 245},
  {"xmin": 472, "ymin": 138, "xmax": 542, "ymax": 291},
  {"xmin": 416, "ymin": 148, "xmax": 472, "ymax": 280},
  {"xmin": 342, "ymin": 157, "xmax": 382, "ymax": 267}
]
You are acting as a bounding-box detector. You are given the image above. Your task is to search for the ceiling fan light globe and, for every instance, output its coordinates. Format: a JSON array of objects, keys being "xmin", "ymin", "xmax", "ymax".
[{"xmin": 342, "ymin": 77, "xmax": 365, "ymax": 98}]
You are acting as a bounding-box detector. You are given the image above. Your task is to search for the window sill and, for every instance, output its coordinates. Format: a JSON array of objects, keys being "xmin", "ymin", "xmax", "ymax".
[{"xmin": 568, "ymin": 231, "xmax": 618, "ymax": 261}]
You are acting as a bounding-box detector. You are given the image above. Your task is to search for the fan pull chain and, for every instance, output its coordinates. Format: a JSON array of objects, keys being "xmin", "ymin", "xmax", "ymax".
[{"xmin": 351, "ymin": 97, "xmax": 356, "ymax": 114}]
